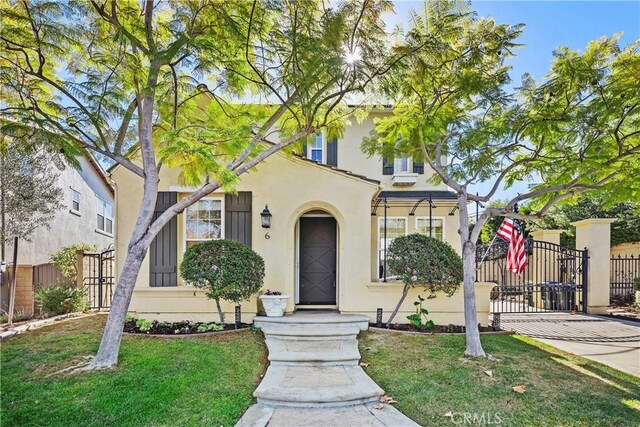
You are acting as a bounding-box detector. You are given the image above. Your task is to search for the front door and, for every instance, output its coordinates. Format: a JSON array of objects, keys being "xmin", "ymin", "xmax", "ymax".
[{"xmin": 299, "ymin": 217, "xmax": 337, "ymax": 305}]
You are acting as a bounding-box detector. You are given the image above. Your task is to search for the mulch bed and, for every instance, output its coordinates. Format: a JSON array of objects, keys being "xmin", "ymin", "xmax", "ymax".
[
  {"xmin": 123, "ymin": 319, "xmax": 251, "ymax": 335},
  {"xmin": 604, "ymin": 304, "xmax": 640, "ymax": 323},
  {"xmin": 369, "ymin": 323, "xmax": 503, "ymax": 334}
]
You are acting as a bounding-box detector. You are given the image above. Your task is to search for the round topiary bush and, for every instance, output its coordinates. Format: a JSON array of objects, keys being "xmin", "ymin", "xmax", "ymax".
[
  {"xmin": 180, "ymin": 240, "xmax": 265, "ymax": 324},
  {"xmin": 385, "ymin": 234, "xmax": 463, "ymax": 325}
]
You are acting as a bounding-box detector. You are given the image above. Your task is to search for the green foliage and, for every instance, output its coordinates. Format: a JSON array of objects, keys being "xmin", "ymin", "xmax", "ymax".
[
  {"xmin": 197, "ymin": 323, "xmax": 224, "ymax": 333},
  {"xmin": 180, "ymin": 240, "xmax": 265, "ymax": 323},
  {"xmin": 34, "ymin": 283, "xmax": 87, "ymax": 316},
  {"xmin": 387, "ymin": 234, "xmax": 463, "ymax": 296},
  {"xmin": 50, "ymin": 243, "xmax": 98, "ymax": 279},
  {"xmin": 406, "ymin": 295, "xmax": 435, "ymax": 330},
  {"xmin": 135, "ymin": 318, "xmax": 152, "ymax": 332},
  {"xmin": 0, "ymin": 137, "xmax": 64, "ymax": 252},
  {"xmin": 633, "ymin": 278, "xmax": 640, "ymax": 292},
  {"xmin": 526, "ymin": 196, "xmax": 640, "ymax": 247}
]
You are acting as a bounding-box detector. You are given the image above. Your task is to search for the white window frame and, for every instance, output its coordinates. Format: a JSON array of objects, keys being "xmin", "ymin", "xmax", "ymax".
[
  {"xmin": 183, "ymin": 197, "xmax": 225, "ymax": 250},
  {"xmin": 415, "ymin": 216, "xmax": 446, "ymax": 241},
  {"xmin": 377, "ymin": 216, "xmax": 408, "ymax": 280},
  {"xmin": 309, "ymin": 132, "xmax": 326, "ymax": 163},
  {"xmin": 393, "ymin": 156, "xmax": 410, "ymax": 173},
  {"xmin": 70, "ymin": 188, "xmax": 80, "ymax": 214},
  {"xmin": 96, "ymin": 197, "xmax": 114, "ymax": 235}
]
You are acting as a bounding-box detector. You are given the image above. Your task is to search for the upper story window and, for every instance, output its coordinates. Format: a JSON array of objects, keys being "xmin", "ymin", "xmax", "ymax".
[
  {"xmin": 394, "ymin": 156, "xmax": 409, "ymax": 173},
  {"xmin": 71, "ymin": 189, "xmax": 80, "ymax": 213},
  {"xmin": 96, "ymin": 197, "xmax": 113, "ymax": 234},
  {"xmin": 185, "ymin": 198, "xmax": 223, "ymax": 248},
  {"xmin": 309, "ymin": 133, "xmax": 325, "ymax": 162},
  {"xmin": 416, "ymin": 217, "xmax": 444, "ymax": 241}
]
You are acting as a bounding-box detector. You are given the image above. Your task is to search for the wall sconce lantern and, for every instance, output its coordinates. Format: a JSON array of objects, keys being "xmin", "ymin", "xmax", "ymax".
[
  {"xmin": 260, "ymin": 205, "xmax": 272, "ymax": 229},
  {"xmin": 0, "ymin": 261, "xmax": 6, "ymax": 274}
]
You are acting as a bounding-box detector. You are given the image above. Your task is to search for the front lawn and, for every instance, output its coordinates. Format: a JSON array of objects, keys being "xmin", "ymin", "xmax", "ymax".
[
  {"xmin": 360, "ymin": 331, "xmax": 640, "ymax": 426},
  {"xmin": 1, "ymin": 314, "xmax": 266, "ymax": 426}
]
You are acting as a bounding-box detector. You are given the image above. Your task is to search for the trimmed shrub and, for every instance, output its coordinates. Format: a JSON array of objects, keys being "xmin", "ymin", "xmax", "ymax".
[
  {"xmin": 180, "ymin": 240, "xmax": 265, "ymax": 324},
  {"xmin": 34, "ymin": 282, "xmax": 88, "ymax": 316},
  {"xmin": 385, "ymin": 234, "xmax": 463, "ymax": 325}
]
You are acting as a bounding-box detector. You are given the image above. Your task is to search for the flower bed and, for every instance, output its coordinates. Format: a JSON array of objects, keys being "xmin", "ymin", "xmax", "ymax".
[
  {"xmin": 123, "ymin": 317, "xmax": 250, "ymax": 335},
  {"xmin": 370, "ymin": 323, "xmax": 501, "ymax": 334}
]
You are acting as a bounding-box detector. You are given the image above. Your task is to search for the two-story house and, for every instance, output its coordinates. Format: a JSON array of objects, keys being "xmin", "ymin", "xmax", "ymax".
[{"xmin": 111, "ymin": 110, "xmax": 491, "ymax": 325}]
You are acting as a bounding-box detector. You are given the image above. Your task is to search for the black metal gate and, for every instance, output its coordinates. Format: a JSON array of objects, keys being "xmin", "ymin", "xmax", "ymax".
[
  {"xmin": 610, "ymin": 255, "xmax": 639, "ymax": 304},
  {"xmin": 82, "ymin": 248, "xmax": 115, "ymax": 309},
  {"xmin": 477, "ymin": 240, "xmax": 588, "ymax": 314}
]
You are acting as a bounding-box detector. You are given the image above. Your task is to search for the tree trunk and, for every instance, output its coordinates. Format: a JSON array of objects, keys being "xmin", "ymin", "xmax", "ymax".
[
  {"xmin": 386, "ymin": 284, "xmax": 410, "ymax": 327},
  {"xmin": 458, "ymin": 196, "xmax": 487, "ymax": 358},
  {"xmin": 215, "ymin": 298, "xmax": 225, "ymax": 325},
  {"xmin": 86, "ymin": 242, "xmax": 147, "ymax": 369}
]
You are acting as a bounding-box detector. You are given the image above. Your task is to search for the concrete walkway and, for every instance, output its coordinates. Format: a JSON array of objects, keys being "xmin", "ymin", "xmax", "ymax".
[
  {"xmin": 500, "ymin": 313, "xmax": 640, "ymax": 376},
  {"xmin": 236, "ymin": 312, "xmax": 418, "ymax": 427}
]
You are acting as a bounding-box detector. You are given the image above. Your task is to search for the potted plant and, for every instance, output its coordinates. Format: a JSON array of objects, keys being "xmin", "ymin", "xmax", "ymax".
[{"xmin": 259, "ymin": 289, "xmax": 290, "ymax": 317}]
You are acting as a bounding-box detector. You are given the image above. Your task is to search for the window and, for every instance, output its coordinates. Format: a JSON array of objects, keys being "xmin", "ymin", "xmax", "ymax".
[
  {"xmin": 378, "ymin": 217, "xmax": 407, "ymax": 279},
  {"xmin": 185, "ymin": 198, "xmax": 223, "ymax": 248},
  {"xmin": 309, "ymin": 133, "xmax": 324, "ymax": 162},
  {"xmin": 71, "ymin": 189, "xmax": 80, "ymax": 213},
  {"xmin": 394, "ymin": 156, "xmax": 409, "ymax": 173},
  {"xmin": 416, "ymin": 217, "xmax": 444, "ymax": 241},
  {"xmin": 96, "ymin": 197, "xmax": 113, "ymax": 234}
]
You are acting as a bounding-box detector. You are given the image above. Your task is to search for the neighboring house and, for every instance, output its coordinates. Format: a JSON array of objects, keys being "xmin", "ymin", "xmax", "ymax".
[
  {"xmin": 7, "ymin": 153, "xmax": 115, "ymax": 266},
  {"xmin": 112, "ymin": 110, "xmax": 493, "ymax": 324}
]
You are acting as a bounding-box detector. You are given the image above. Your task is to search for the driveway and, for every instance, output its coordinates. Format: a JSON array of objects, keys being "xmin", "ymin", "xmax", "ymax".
[{"xmin": 499, "ymin": 312, "xmax": 640, "ymax": 377}]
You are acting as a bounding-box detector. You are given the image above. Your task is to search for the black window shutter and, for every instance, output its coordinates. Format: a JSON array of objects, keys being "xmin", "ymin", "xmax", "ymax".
[
  {"xmin": 149, "ymin": 192, "xmax": 178, "ymax": 287},
  {"xmin": 327, "ymin": 138, "xmax": 338, "ymax": 167},
  {"xmin": 225, "ymin": 191, "xmax": 252, "ymax": 247},
  {"xmin": 413, "ymin": 161, "xmax": 424, "ymax": 174},
  {"xmin": 382, "ymin": 157, "xmax": 394, "ymax": 175},
  {"xmin": 301, "ymin": 143, "xmax": 307, "ymax": 158}
]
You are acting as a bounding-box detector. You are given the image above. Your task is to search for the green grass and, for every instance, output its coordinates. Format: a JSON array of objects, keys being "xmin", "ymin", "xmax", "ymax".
[
  {"xmin": 360, "ymin": 331, "xmax": 640, "ymax": 426},
  {"xmin": 1, "ymin": 314, "xmax": 267, "ymax": 426}
]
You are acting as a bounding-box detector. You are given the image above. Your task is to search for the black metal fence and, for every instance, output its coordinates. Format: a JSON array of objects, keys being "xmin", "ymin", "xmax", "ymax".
[
  {"xmin": 477, "ymin": 239, "xmax": 588, "ymax": 314},
  {"xmin": 610, "ymin": 255, "xmax": 639, "ymax": 304},
  {"xmin": 82, "ymin": 248, "xmax": 115, "ymax": 309}
]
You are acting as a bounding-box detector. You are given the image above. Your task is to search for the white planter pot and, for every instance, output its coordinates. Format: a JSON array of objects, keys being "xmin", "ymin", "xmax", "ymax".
[{"xmin": 259, "ymin": 295, "xmax": 290, "ymax": 317}]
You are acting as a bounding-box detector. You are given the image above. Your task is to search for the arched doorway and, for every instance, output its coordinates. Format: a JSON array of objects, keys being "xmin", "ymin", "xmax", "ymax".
[{"xmin": 296, "ymin": 210, "xmax": 338, "ymax": 306}]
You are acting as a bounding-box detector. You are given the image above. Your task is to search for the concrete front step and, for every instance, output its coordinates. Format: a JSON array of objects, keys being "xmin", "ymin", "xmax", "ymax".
[
  {"xmin": 254, "ymin": 313, "xmax": 370, "ymax": 331},
  {"xmin": 259, "ymin": 323, "xmax": 361, "ymax": 340},
  {"xmin": 254, "ymin": 365, "xmax": 384, "ymax": 408},
  {"xmin": 265, "ymin": 336, "xmax": 360, "ymax": 365}
]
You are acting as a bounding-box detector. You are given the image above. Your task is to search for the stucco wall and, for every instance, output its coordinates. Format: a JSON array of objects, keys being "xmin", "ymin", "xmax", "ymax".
[
  {"xmin": 337, "ymin": 112, "xmax": 449, "ymax": 191},
  {"xmin": 6, "ymin": 156, "xmax": 114, "ymax": 266}
]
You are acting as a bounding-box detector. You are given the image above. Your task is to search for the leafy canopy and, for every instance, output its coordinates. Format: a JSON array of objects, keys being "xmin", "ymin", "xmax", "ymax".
[
  {"xmin": 180, "ymin": 239, "xmax": 265, "ymax": 304},
  {"xmin": 387, "ymin": 234, "xmax": 463, "ymax": 297}
]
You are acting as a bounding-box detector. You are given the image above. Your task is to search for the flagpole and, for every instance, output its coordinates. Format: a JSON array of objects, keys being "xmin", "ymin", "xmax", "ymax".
[{"xmin": 477, "ymin": 232, "xmax": 500, "ymax": 267}]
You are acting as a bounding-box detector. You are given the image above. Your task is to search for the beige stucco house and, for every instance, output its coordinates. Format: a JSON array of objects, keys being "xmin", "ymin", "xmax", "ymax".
[{"xmin": 111, "ymin": 111, "xmax": 493, "ymax": 325}]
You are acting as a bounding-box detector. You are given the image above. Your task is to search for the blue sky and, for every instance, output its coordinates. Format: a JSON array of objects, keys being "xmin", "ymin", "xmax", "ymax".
[{"xmin": 387, "ymin": 1, "xmax": 640, "ymax": 201}]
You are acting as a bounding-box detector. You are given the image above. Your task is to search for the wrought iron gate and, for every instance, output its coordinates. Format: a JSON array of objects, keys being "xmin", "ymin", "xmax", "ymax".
[
  {"xmin": 610, "ymin": 255, "xmax": 639, "ymax": 304},
  {"xmin": 477, "ymin": 240, "xmax": 588, "ymax": 314},
  {"xmin": 82, "ymin": 248, "xmax": 115, "ymax": 309}
]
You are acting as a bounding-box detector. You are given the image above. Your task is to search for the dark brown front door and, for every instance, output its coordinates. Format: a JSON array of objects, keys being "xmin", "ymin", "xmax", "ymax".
[{"xmin": 299, "ymin": 217, "xmax": 337, "ymax": 305}]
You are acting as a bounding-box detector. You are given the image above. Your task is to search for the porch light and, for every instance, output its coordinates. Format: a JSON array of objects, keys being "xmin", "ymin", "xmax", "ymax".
[
  {"xmin": 0, "ymin": 261, "xmax": 5, "ymax": 274},
  {"xmin": 261, "ymin": 205, "xmax": 272, "ymax": 229}
]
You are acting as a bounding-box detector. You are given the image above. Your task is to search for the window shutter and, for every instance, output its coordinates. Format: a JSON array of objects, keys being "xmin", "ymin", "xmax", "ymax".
[
  {"xmin": 225, "ymin": 191, "xmax": 252, "ymax": 247},
  {"xmin": 382, "ymin": 157, "xmax": 394, "ymax": 175},
  {"xmin": 412, "ymin": 161, "xmax": 424, "ymax": 174},
  {"xmin": 301, "ymin": 143, "xmax": 307, "ymax": 158},
  {"xmin": 327, "ymin": 138, "xmax": 338, "ymax": 167},
  {"xmin": 149, "ymin": 192, "xmax": 178, "ymax": 287}
]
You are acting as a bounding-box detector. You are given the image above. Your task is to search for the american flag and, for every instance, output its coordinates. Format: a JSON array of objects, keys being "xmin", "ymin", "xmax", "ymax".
[
  {"xmin": 496, "ymin": 217, "xmax": 515, "ymax": 242},
  {"xmin": 502, "ymin": 218, "xmax": 528, "ymax": 275}
]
